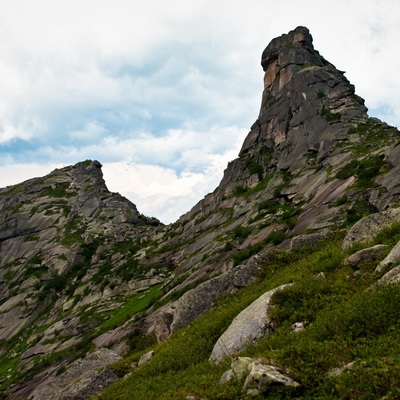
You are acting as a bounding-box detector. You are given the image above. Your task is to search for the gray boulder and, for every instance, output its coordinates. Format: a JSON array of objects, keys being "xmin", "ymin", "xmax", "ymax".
[
  {"xmin": 342, "ymin": 208, "xmax": 400, "ymax": 249},
  {"xmin": 290, "ymin": 230, "xmax": 330, "ymax": 250},
  {"xmin": 244, "ymin": 360, "xmax": 300, "ymax": 397},
  {"xmin": 377, "ymin": 265, "xmax": 400, "ymax": 285},
  {"xmin": 376, "ymin": 240, "xmax": 400, "ymax": 272},
  {"xmin": 209, "ymin": 284, "xmax": 290, "ymax": 363},
  {"xmin": 221, "ymin": 357, "xmax": 300, "ymax": 397},
  {"xmin": 347, "ymin": 244, "xmax": 388, "ymax": 267},
  {"xmin": 169, "ymin": 259, "xmax": 260, "ymax": 334}
]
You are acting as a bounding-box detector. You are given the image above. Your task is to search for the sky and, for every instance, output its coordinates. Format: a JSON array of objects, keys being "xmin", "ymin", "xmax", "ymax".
[{"xmin": 0, "ymin": 1, "xmax": 399, "ymax": 223}]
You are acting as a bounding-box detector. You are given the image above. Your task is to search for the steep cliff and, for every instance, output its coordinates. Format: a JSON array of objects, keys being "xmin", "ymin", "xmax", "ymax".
[
  {"xmin": 0, "ymin": 160, "xmax": 164, "ymax": 398},
  {"xmin": 2, "ymin": 26, "xmax": 400, "ymax": 399},
  {"xmin": 152, "ymin": 26, "xmax": 399, "ymax": 285}
]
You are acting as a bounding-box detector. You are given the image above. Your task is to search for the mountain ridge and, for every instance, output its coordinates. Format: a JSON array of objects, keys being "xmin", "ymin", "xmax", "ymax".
[{"xmin": 2, "ymin": 26, "xmax": 400, "ymax": 399}]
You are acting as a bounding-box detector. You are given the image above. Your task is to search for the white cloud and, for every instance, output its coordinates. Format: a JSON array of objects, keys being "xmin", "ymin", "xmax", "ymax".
[
  {"xmin": 0, "ymin": 163, "xmax": 62, "ymax": 188},
  {"xmin": 1, "ymin": 0, "xmax": 400, "ymax": 221},
  {"xmin": 102, "ymin": 150, "xmax": 235, "ymax": 224},
  {"xmin": 69, "ymin": 121, "xmax": 109, "ymax": 142}
]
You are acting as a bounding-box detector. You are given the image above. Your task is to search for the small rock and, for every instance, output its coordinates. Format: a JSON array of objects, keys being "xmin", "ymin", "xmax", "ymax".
[
  {"xmin": 219, "ymin": 369, "xmax": 234, "ymax": 384},
  {"xmin": 244, "ymin": 361, "xmax": 300, "ymax": 397},
  {"xmin": 328, "ymin": 361, "xmax": 355, "ymax": 377},
  {"xmin": 138, "ymin": 350, "xmax": 155, "ymax": 366},
  {"xmin": 291, "ymin": 322, "xmax": 304, "ymax": 332}
]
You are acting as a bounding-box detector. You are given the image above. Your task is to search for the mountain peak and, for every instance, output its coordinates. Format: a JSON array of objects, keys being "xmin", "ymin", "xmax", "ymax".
[
  {"xmin": 238, "ymin": 26, "xmax": 368, "ymax": 172},
  {"xmin": 3, "ymin": 27, "xmax": 400, "ymax": 400},
  {"xmin": 261, "ymin": 26, "xmax": 317, "ymax": 71}
]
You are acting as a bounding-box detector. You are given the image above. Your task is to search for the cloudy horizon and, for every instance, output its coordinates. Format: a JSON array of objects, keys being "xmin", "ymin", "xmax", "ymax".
[{"xmin": 1, "ymin": 1, "xmax": 399, "ymax": 223}]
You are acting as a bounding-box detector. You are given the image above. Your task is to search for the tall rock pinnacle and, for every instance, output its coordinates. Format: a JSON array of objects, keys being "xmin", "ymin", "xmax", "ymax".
[{"xmin": 240, "ymin": 26, "xmax": 368, "ymax": 171}]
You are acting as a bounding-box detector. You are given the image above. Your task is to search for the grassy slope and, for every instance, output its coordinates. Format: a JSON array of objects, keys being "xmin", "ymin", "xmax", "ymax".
[{"xmin": 96, "ymin": 225, "xmax": 400, "ymax": 399}]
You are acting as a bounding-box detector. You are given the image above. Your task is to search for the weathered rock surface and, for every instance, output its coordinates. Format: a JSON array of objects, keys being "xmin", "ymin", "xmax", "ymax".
[
  {"xmin": 347, "ymin": 245, "xmax": 388, "ymax": 267},
  {"xmin": 30, "ymin": 348, "xmax": 121, "ymax": 400},
  {"xmin": 376, "ymin": 240, "xmax": 400, "ymax": 272},
  {"xmin": 221, "ymin": 357, "xmax": 300, "ymax": 397},
  {"xmin": 168, "ymin": 259, "xmax": 260, "ymax": 335},
  {"xmin": 210, "ymin": 284, "xmax": 290, "ymax": 363},
  {"xmin": 343, "ymin": 208, "xmax": 400, "ymax": 249}
]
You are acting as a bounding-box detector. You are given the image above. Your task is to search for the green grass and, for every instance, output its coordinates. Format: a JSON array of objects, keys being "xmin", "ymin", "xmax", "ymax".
[
  {"xmin": 97, "ymin": 284, "xmax": 163, "ymax": 333},
  {"xmin": 335, "ymin": 155, "xmax": 389, "ymax": 189},
  {"xmin": 96, "ymin": 229, "xmax": 400, "ymax": 400}
]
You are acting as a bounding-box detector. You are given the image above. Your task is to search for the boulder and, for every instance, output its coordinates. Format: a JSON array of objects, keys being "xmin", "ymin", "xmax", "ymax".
[
  {"xmin": 154, "ymin": 311, "xmax": 174, "ymax": 343},
  {"xmin": 244, "ymin": 360, "xmax": 300, "ymax": 397},
  {"xmin": 376, "ymin": 240, "xmax": 400, "ymax": 272},
  {"xmin": 169, "ymin": 259, "xmax": 260, "ymax": 334},
  {"xmin": 209, "ymin": 284, "xmax": 290, "ymax": 363},
  {"xmin": 342, "ymin": 208, "xmax": 400, "ymax": 249},
  {"xmin": 138, "ymin": 350, "xmax": 155, "ymax": 366},
  {"xmin": 347, "ymin": 244, "xmax": 388, "ymax": 267},
  {"xmin": 377, "ymin": 265, "xmax": 400, "ymax": 285},
  {"xmin": 221, "ymin": 357, "xmax": 300, "ymax": 397},
  {"xmin": 290, "ymin": 230, "xmax": 330, "ymax": 250}
]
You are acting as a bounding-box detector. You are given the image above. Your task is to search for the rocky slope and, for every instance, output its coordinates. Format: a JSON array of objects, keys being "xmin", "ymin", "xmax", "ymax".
[{"xmin": 2, "ymin": 26, "xmax": 400, "ymax": 399}]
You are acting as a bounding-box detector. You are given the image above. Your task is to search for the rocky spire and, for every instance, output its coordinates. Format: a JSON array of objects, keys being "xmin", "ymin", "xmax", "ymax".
[{"xmin": 239, "ymin": 26, "xmax": 368, "ymax": 171}]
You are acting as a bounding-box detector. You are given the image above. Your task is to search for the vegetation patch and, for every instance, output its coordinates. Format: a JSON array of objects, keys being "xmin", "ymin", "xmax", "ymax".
[
  {"xmin": 335, "ymin": 154, "xmax": 390, "ymax": 188},
  {"xmin": 346, "ymin": 200, "xmax": 376, "ymax": 224},
  {"xmin": 97, "ymin": 284, "xmax": 162, "ymax": 333},
  {"xmin": 349, "ymin": 119, "xmax": 399, "ymax": 156},
  {"xmin": 320, "ymin": 106, "xmax": 341, "ymax": 122},
  {"xmin": 38, "ymin": 182, "xmax": 76, "ymax": 198},
  {"xmin": 245, "ymin": 158, "xmax": 264, "ymax": 181},
  {"xmin": 95, "ymin": 228, "xmax": 400, "ymax": 399}
]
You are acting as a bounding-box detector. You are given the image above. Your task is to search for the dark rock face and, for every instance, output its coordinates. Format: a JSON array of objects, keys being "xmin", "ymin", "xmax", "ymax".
[
  {"xmin": 30, "ymin": 348, "xmax": 121, "ymax": 400},
  {"xmin": 168, "ymin": 26, "xmax": 380, "ymax": 279},
  {"xmin": 239, "ymin": 26, "xmax": 367, "ymax": 175},
  {"xmin": 168, "ymin": 258, "xmax": 260, "ymax": 334}
]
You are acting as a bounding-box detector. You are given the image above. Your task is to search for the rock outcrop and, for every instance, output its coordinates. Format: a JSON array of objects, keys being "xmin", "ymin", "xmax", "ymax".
[
  {"xmin": 210, "ymin": 284, "xmax": 289, "ymax": 363},
  {"xmin": 162, "ymin": 258, "xmax": 260, "ymax": 336},
  {"xmin": 30, "ymin": 348, "xmax": 121, "ymax": 400},
  {"xmin": 221, "ymin": 357, "xmax": 300, "ymax": 397},
  {"xmin": 376, "ymin": 240, "xmax": 400, "ymax": 272},
  {"xmin": 343, "ymin": 208, "xmax": 400, "ymax": 249},
  {"xmin": 0, "ymin": 161, "xmax": 164, "ymax": 398}
]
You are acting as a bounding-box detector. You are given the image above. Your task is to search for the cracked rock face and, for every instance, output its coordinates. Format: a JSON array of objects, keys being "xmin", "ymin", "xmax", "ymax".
[{"xmin": 241, "ymin": 26, "xmax": 368, "ymax": 170}]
